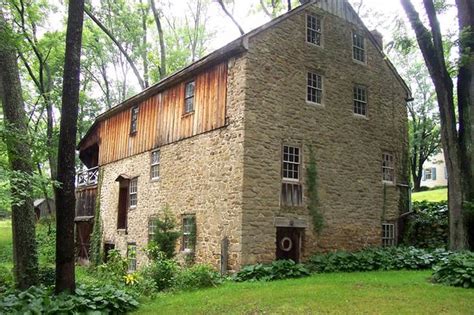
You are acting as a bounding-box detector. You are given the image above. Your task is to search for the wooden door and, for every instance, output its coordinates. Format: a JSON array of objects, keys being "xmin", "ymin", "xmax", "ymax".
[
  {"xmin": 276, "ymin": 227, "xmax": 302, "ymax": 262},
  {"xmin": 76, "ymin": 221, "xmax": 94, "ymax": 260}
]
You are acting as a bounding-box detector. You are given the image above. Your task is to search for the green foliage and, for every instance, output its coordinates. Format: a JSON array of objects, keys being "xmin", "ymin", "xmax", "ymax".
[
  {"xmin": 141, "ymin": 252, "xmax": 179, "ymax": 291},
  {"xmin": 432, "ymin": 252, "xmax": 474, "ymax": 288},
  {"xmin": 306, "ymin": 145, "xmax": 323, "ymax": 234},
  {"xmin": 96, "ymin": 249, "xmax": 128, "ymax": 283},
  {"xmin": 402, "ymin": 201, "xmax": 448, "ymax": 249},
  {"xmin": 36, "ymin": 219, "xmax": 56, "ymax": 265},
  {"xmin": 307, "ymin": 247, "xmax": 452, "ymax": 273},
  {"xmin": 151, "ymin": 207, "xmax": 181, "ymax": 259},
  {"xmin": 0, "ymin": 265, "xmax": 13, "ymax": 291},
  {"xmin": 0, "ymin": 284, "xmax": 139, "ymax": 314},
  {"xmin": 38, "ymin": 266, "xmax": 55, "ymax": 287},
  {"xmin": 90, "ymin": 169, "xmax": 103, "ymax": 266},
  {"xmin": 234, "ymin": 260, "xmax": 310, "ymax": 282},
  {"xmin": 175, "ymin": 264, "xmax": 221, "ymax": 290}
]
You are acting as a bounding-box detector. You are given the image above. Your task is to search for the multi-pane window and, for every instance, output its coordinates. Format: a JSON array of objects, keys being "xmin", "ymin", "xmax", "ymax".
[
  {"xmin": 130, "ymin": 106, "xmax": 139, "ymax": 134},
  {"xmin": 182, "ymin": 215, "xmax": 196, "ymax": 252},
  {"xmin": 352, "ymin": 32, "xmax": 366, "ymax": 62},
  {"xmin": 423, "ymin": 168, "xmax": 437, "ymax": 180},
  {"xmin": 382, "ymin": 153, "xmax": 395, "ymax": 183},
  {"xmin": 184, "ymin": 80, "xmax": 195, "ymax": 113},
  {"xmin": 353, "ymin": 86, "xmax": 367, "ymax": 116},
  {"xmin": 306, "ymin": 14, "xmax": 322, "ymax": 46},
  {"xmin": 127, "ymin": 243, "xmax": 137, "ymax": 272},
  {"xmin": 150, "ymin": 150, "xmax": 160, "ymax": 180},
  {"xmin": 382, "ymin": 223, "xmax": 395, "ymax": 247},
  {"xmin": 148, "ymin": 219, "xmax": 158, "ymax": 241},
  {"xmin": 129, "ymin": 178, "xmax": 138, "ymax": 208},
  {"xmin": 283, "ymin": 146, "xmax": 300, "ymax": 181},
  {"xmin": 307, "ymin": 72, "xmax": 323, "ymax": 104}
]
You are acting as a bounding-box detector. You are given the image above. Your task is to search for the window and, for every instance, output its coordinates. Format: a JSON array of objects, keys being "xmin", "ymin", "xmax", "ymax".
[
  {"xmin": 382, "ymin": 223, "xmax": 395, "ymax": 247},
  {"xmin": 184, "ymin": 80, "xmax": 195, "ymax": 113},
  {"xmin": 353, "ymin": 86, "xmax": 367, "ymax": 116},
  {"xmin": 423, "ymin": 168, "xmax": 436, "ymax": 181},
  {"xmin": 352, "ymin": 32, "xmax": 366, "ymax": 62},
  {"xmin": 148, "ymin": 218, "xmax": 158, "ymax": 241},
  {"xmin": 129, "ymin": 178, "xmax": 137, "ymax": 209},
  {"xmin": 150, "ymin": 150, "xmax": 160, "ymax": 180},
  {"xmin": 307, "ymin": 72, "xmax": 323, "ymax": 104},
  {"xmin": 281, "ymin": 146, "xmax": 303, "ymax": 207},
  {"xmin": 382, "ymin": 152, "xmax": 395, "ymax": 183},
  {"xmin": 130, "ymin": 106, "xmax": 139, "ymax": 134},
  {"xmin": 182, "ymin": 215, "xmax": 196, "ymax": 252},
  {"xmin": 127, "ymin": 243, "xmax": 137, "ymax": 272},
  {"xmin": 306, "ymin": 14, "xmax": 322, "ymax": 46}
]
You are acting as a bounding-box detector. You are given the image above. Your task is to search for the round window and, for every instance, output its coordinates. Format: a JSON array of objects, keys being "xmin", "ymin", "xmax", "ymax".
[{"xmin": 280, "ymin": 237, "xmax": 293, "ymax": 252}]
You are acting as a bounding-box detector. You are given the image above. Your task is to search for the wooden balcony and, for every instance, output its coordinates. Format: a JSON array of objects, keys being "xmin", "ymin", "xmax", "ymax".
[{"xmin": 76, "ymin": 166, "xmax": 99, "ymax": 187}]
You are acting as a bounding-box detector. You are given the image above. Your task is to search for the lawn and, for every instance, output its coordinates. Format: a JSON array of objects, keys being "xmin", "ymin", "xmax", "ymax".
[
  {"xmin": 0, "ymin": 219, "xmax": 12, "ymax": 269},
  {"xmin": 136, "ymin": 270, "xmax": 474, "ymax": 315},
  {"xmin": 412, "ymin": 187, "xmax": 447, "ymax": 202}
]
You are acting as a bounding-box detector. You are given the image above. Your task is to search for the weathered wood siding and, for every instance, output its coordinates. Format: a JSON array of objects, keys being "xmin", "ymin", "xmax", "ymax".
[{"xmin": 97, "ymin": 62, "xmax": 228, "ymax": 165}]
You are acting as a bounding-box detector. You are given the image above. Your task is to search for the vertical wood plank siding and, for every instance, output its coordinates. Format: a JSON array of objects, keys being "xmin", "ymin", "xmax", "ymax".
[{"xmin": 97, "ymin": 62, "xmax": 228, "ymax": 165}]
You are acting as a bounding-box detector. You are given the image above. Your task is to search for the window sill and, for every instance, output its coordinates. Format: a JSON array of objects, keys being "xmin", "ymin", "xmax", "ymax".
[
  {"xmin": 352, "ymin": 58, "xmax": 367, "ymax": 66},
  {"xmin": 182, "ymin": 111, "xmax": 195, "ymax": 118},
  {"xmin": 306, "ymin": 101, "xmax": 324, "ymax": 108},
  {"xmin": 129, "ymin": 206, "xmax": 137, "ymax": 211},
  {"xmin": 353, "ymin": 113, "xmax": 368, "ymax": 119},
  {"xmin": 306, "ymin": 41, "xmax": 323, "ymax": 49},
  {"xmin": 117, "ymin": 229, "xmax": 127, "ymax": 235},
  {"xmin": 382, "ymin": 180, "xmax": 395, "ymax": 186},
  {"xmin": 150, "ymin": 177, "xmax": 160, "ymax": 182}
]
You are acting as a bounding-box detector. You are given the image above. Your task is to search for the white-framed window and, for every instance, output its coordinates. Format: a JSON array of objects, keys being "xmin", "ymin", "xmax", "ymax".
[
  {"xmin": 353, "ymin": 85, "xmax": 367, "ymax": 116},
  {"xmin": 127, "ymin": 243, "xmax": 137, "ymax": 272},
  {"xmin": 382, "ymin": 223, "xmax": 395, "ymax": 247},
  {"xmin": 130, "ymin": 106, "xmax": 139, "ymax": 134},
  {"xmin": 150, "ymin": 150, "xmax": 160, "ymax": 180},
  {"xmin": 148, "ymin": 218, "xmax": 158, "ymax": 241},
  {"xmin": 352, "ymin": 32, "xmax": 366, "ymax": 62},
  {"xmin": 184, "ymin": 80, "xmax": 195, "ymax": 113},
  {"xmin": 182, "ymin": 215, "xmax": 196, "ymax": 252},
  {"xmin": 382, "ymin": 152, "xmax": 395, "ymax": 183},
  {"xmin": 423, "ymin": 168, "xmax": 436, "ymax": 181},
  {"xmin": 283, "ymin": 146, "xmax": 300, "ymax": 181},
  {"xmin": 307, "ymin": 72, "xmax": 323, "ymax": 105},
  {"xmin": 129, "ymin": 178, "xmax": 138, "ymax": 209},
  {"xmin": 281, "ymin": 145, "xmax": 303, "ymax": 207},
  {"xmin": 306, "ymin": 14, "xmax": 322, "ymax": 46}
]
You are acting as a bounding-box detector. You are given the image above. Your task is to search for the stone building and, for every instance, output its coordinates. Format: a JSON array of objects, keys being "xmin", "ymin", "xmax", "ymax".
[{"xmin": 76, "ymin": 0, "xmax": 411, "ymax": 272}]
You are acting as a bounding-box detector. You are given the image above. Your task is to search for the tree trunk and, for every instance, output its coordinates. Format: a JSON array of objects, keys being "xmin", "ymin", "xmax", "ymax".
[
  {"xmin": 55, "ymin": 0, "xmax": 85, "ymax": 293},
  {"xmin": 0, "ymin": 10, "xmax": 39, "ymax": 290},
  {"xmin": 140, "ymin": 0, "xmax": 149, "ymax": 87},
  {"xmin": 150, "ymin": 0, "xmax": 167, "ymax": 78}
]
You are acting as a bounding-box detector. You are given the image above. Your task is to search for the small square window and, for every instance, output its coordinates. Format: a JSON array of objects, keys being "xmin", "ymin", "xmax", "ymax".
[
  {"xmin": 382, "ymin": 153, "xmax": 395, "ymax": 183},
  {"xmin": 306, "ymin": 15, "xmax": 322, "ymax": 46},
  {"xmin": 150, "ymin": 150, "xmax": 160, "ymax": 180},
  {"xmin": 184, "ymin": 81, "xmax": 195, "ymax": 113},
  {"xmin": 307, "ymin": 72, "xmax": 323, "ymax": 104},
  {"xmin": 353, "ymin": 86, "xmax": 367, "ymax": 116},
  {"xmin": 352, "ymin": 32, "xmax": 366, "ymax": 62},
  {"xmin": 130, "ymin": 106, "xmax": 139, "ymax": 134},
  {"xmin": 182, "ymin": 215, "xmax": 196, "ymax": 252},
  {"xmin": 129, "ymin": 178, "xmax": 138, "ymax": 209},
  {"xmin": 382, "ymin": 223, "xmax": 396, "ymax": 247},
  {"xmin": 127, "ymin": 243, "xmax": 137, "ymax": 272}
]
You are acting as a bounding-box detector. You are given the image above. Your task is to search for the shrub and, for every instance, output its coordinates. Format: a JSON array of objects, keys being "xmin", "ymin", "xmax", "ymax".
[
  {"xmin": 38, "ymin": 266, "xmax": 55, "ymax": 286},
  {"xmin": 234, "ymin": 260, "xmax": 310, "ymax": 282},
  {"xmin": 151, "ymin": 208, "xmax": 181, "ymax": 259},
  {"xmin": 142, "ymin": 253, "xmax": 179, "ymax": 291},
  {"xmin": 96, "ymin": 249, "xmax": 128, "ymax": 282},
  {"xmin": 0, "ymin": 284, "xmax": 139, "ymax": 314},
  {"xmin": 432, "ymin": 252, "xmax": 474, "ymax": 288},
  {"xmin": 175, "ymin": 264, "xmax": 221, "ymax": 290},
  {"xmin": 36, "ymin": 220, "xmax": 56, "ymax": 265},
  {"xmin": 0, "ymin": 265, "xmax": 13, "ymax": 291}
]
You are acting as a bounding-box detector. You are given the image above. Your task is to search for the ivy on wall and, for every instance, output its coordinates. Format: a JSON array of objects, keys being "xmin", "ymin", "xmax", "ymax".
[
  {"xmin": 89, "ymin": 169, "xmax": 104, "ymax": 266},
  {"xmin": 306, "ymin": 145, "xmax": 324, "ymax": 234}
]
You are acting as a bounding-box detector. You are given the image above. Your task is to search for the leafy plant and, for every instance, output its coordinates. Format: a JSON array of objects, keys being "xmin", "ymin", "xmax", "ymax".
[
  {"xmin": 234, "ymin": 260, "xmax": 310, "ymax": 282},
  {"xmin": 141, "ymin": 252, "xmax": 179, "ymax": 291},
  {"xmin": 151, "ymin": 207, "xmax": 181, "ymax": 259},
  {"xmin": 175, "ymin": 264, "xmax": 221, "ymax": 290},
  {"xmin": 96, "ymin": 249, "xmax": 128, "ymax": 282},
  {"xmin": 432, "ymin": 252, "xmax": 474, "ymax": 288}
]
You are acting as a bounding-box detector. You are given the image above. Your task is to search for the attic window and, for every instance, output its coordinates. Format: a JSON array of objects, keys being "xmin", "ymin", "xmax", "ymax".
[
  {"xmin": 184, "ymin": 80, "xmax": 195, "ymax": 113},
  {"xmin": 130, "ymin": 106, "xmax": 139, "ymax": 134},
  {"xmin": 306, "ymin": 15, "xmax": 322, "ymax": 46},
  {"xmin": 352, "ymin": 32, "xmax": 366, "ymax": 62}
]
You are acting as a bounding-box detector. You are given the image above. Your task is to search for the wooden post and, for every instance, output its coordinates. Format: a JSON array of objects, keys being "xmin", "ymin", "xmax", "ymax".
[{"xmin": 220, "ymin": 237, "xmax": 229, "ymax": 275}]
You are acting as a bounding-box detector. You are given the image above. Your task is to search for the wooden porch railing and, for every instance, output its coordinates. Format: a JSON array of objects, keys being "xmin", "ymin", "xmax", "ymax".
[{"xmin": 76, "ymin": 166, "xmax": 99, "ymax": 187}]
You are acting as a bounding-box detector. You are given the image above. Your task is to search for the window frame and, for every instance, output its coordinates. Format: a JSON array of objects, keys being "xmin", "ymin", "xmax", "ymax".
[
  {"xmin": 130, "ymin": 106, "xmax": 139, "ymax": 134},
  {"xmin": 182, "ymin": 215, "xmax": 196, "ymax": 252},
  {"xmin": 382, "ymin": 223, "xmax": 396, "ymax": 247},
  {"xmin": 382, "ymin": 152, "xmax": 395, "ymax": 183},
  {"xmin": 282, "ymin": 145, "xmax": 301, "ymax": 182},
  {"xmin": 424, "ymin": 168, "xmax": 433, "ymax": 180},
  {"xmin": 148, "ymin": 218, "xmax": 158, "ymax": 241},
  {"xmin": 353, "ymin": 85, "xmax": 368, "ymax": 117},
  {"xmin": 306, "ymin": 71, "xmax": 324, "ymax": 106},
  {"xmin": 150, "ymin": 149, "xmax": 160, "ymax": 181},
  {"xmin": 127, "ymin": 243, "xmax": 137, "ymax": 272},
  {"xmin": 306, "ymin": 14, "xmax": 323, "ymax": 47},
  {"xmin": 352, "ymin": 31, "xmax": 366, "ymax": 64},
  {"xmin": 184, "ymin": 80, "xmax": 196, "ymax": 114},
  {"xmin": 129, "ymin": 178, "xmax": 138, "ymax": 209}
]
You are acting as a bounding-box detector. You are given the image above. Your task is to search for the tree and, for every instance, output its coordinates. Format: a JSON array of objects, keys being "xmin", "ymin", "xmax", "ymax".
[
  {"xmin": 150, "ymin": 0, "xmax": 167, "ymax": 78},
  {"xmin": 0, "ymin": 9, "xmax": 39, "ymax": 289},
  {"xmin": 55, "ymin": 0, "xmax": 85, "ymax": 293},
  {"xmin": 400, "ymin": 0, "xmax": 473, "ymax": 249},
  {"xmin": 216, "ymin": 0, "xmax": 244, "ymax": 35}
]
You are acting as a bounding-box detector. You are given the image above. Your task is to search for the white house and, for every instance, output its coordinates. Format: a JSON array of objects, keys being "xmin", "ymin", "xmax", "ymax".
[{"xmin": 420, "ymin": 151, "xmax": 448, "ymax": 188}]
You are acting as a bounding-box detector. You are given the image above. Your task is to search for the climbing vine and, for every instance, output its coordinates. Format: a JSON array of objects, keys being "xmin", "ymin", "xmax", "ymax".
[
  {"xmin": 306, "ymin": 145, "xmax": 324, "ymax": 234},
  {"xmin": 89, "ymin": 169, "xmax": 104, "ymax": 267}
]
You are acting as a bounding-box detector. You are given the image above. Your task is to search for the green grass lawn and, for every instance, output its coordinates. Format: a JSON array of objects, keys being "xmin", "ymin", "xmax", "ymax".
[
  {"xmin": 412, "ymin": 188, "xmax": 447, "ymax": 202},
  {"xmin": 0, "ymin": 219, "xmax": 12, "ymax": 269},
  {"xmin": 136, "ymin": 271, "xmax": 474, "ymax": 315}
]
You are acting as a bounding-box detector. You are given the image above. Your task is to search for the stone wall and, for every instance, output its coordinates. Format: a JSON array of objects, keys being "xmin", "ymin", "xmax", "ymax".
[
  {"xmin": 98, "ymin": 55, "xmax": 247, "ymax": 271},
  {"xmin": 239, "ymin": 4, "xmax": 409, "ymax": 265}
]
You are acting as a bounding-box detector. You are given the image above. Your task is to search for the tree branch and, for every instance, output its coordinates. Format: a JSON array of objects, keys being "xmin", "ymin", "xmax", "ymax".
[{"xmin": 216, "ymin": 0, "xmax": 244, "ymax": 35}]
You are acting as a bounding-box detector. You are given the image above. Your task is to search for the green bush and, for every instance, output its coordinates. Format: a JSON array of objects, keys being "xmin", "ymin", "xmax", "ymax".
[
  {"xmin": 0, "ymin": 265, "xmax": 13, "ymax": 291},
  {"xmin": 0, "ymin": 284, "xmax": 139, "ymax": 314},
  {"xmin": 234, "ymin": 260, "xmax": 310, "ymax": 282},
  {"xmin": 151, "ymin": 208, "xmax": 181, "ymax": 259},
  {"xmin": 175, "ymin": 264, "xmax": 221, "ymax": 290},
  {"xmin": 38, "ymin": 266, "xmax": 55, "ymax": 286},
  {"xmin": 432, "ymin": 252, "xmax": 474, "ymax": 288},
  {"xmin": 142, "ymin": 253, "xmax": 179, "ymax": 291},
  {"xmin": 307, "ymin": 247, "xmax": 452, "ymax": 273},
  {"xmin": 96, "ymin": 249, "xmax": 128, "ymax": 283},
  {"xmin": 36, "ymin": 220, "xmax": 56, "ymax": 265}
]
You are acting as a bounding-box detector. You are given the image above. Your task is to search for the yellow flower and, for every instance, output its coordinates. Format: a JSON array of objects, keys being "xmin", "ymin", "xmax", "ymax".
[{"xmin": 123, "ymin": 273, "xmax": 139, "ymax": 285}]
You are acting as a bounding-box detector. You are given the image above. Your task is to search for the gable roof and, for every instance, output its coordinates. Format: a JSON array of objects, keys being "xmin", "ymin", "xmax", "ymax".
[{"xmin": 78, "ymin": 0, "xmax": 411, "ymax": 149}]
